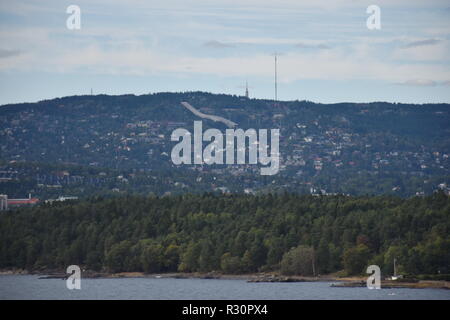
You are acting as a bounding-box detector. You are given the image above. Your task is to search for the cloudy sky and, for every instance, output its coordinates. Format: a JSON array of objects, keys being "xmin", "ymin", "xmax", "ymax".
[{"xmin": 0, "ymin": 0, "xmax": 449, "ymax": 105}]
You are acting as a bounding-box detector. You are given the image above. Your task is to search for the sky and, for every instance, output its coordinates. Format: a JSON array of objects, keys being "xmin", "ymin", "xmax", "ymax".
[{"xmin": 0, "ymin": 0, "xmax": 450, "ymax": 105}]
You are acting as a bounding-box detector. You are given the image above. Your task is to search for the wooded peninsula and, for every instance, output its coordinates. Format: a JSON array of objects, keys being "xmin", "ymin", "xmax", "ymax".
[{"xmin": 0, "ymin": 192, "xmax": 448, "ymax": 279}]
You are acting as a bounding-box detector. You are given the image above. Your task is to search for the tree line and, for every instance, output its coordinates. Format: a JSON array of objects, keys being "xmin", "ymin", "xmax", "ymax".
[{"xmin": 0, "ymin": 192, "xmax": 449, "ymax": 276}]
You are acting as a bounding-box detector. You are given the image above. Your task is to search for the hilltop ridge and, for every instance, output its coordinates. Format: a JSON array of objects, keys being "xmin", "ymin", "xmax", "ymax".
[{"xmin": 0, "ymin": 92, "xmax": 449, "ymax": 199}]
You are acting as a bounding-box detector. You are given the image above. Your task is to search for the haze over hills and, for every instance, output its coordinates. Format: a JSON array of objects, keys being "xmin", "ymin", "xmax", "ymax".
[{"xmin": 0, "ymin": 91, "xmax": 449, "ymax": 199}]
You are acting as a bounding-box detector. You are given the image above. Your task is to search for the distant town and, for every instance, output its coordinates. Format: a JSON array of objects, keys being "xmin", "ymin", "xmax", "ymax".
[{"xmin": 0, "ymin": 92, "xmax": 449, "ymax": 203}]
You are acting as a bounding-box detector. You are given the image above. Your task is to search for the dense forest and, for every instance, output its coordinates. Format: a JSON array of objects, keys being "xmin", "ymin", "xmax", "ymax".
[{"xmin": 0, "ymin": 192, "xmax": 449, "ymax": 277}]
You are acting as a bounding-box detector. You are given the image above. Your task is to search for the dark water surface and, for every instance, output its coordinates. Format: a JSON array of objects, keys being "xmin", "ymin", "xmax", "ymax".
[{"xmin": 0, "ymin": 275, "xmax": 449, "ymax": 300}]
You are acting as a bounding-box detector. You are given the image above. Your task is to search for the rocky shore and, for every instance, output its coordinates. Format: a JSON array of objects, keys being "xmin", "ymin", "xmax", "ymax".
[
  {"xmin": 331, "ymin": 280, "xmax": 450, "ymax": 290},
  {"xmin": 1, "ymin": 269, "xmax": 449, "ymax": 290}
]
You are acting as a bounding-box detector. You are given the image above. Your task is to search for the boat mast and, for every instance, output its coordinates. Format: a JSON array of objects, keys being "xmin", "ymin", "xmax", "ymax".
[
  {"xmin": 394, "ymin": 258, "xmax": 397, "ymax": 277},
  {"xmin": 312, "ymin": 250, "xmax": 316, "ymax": 277}
]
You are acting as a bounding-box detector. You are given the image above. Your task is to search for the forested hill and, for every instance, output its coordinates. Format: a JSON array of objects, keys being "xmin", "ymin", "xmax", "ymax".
[
  {"xmin": 1, "ymin": 92, "xmax": 449, "ymax": 198},
  {"xmin": 0, "ymin": 193, "xmax": 449, "ymax": 276}
]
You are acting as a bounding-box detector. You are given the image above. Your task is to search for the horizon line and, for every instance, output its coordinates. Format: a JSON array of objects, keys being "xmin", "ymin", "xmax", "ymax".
[{"xmin": 1, "ymin": 91, "xmax": 450, "ymax": 108}]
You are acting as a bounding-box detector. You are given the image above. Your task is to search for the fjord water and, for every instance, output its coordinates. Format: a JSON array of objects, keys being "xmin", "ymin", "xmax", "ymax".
[{"xmin": 0, "ymin": 275, "xmax": 449, "ymax": 300}]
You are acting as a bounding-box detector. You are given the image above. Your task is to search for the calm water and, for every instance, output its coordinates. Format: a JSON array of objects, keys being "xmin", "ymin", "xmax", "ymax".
[{"xmin": 0, "ymin": 275, "xmax": 449, "ymax": 300}]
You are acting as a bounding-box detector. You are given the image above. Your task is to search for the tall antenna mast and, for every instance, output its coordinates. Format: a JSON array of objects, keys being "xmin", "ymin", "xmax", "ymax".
[
  {"xmin": 274, "ymin": 53, "xmax": 278, "ymax": 104},
  {"xmin": 245, "ymin": 80, "xmax": 249, "ymax": 99}
]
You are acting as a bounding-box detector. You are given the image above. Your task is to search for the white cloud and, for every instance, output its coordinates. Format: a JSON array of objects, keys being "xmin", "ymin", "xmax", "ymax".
[
  {"xmin": 0, "ymin": 49, "xmax": 22, "ymax": 58},
  {"xmin": 395, "ymin": 79, "xmax": 450, "ymax": 87},
  {"xmin": 203, "ymin": 40, "xmax": 234, "ymax": 49},
  {"xmin": 1, "ymin": 0, "xmax": 449, "ymax": 86},
  {"xmin": 401, "ymin": 39, "xmax": 441, "ymax": 48},
  {"xmin": 395, "ymin": 79, "xmax": 437, "ymax": 86},
  {"xmin": 6, "ymin": 41, "xmax": 445, "ymax": 86},
  {"xmin": 295, "ymin": 42, "xmax": 331, "ymax": 50},
  {"xmin": 392, "ymin": 39, "xmax": 449, "ymax": 61}
]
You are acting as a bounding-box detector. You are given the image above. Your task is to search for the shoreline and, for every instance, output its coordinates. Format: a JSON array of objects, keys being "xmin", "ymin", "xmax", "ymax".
[
  {"xmin": 0, "ymin": 269, "xmax": 365, "ymax": 282},
  {"xmin": 1, "ymin": 269, "xmax": 449, "ymax": 289}
]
